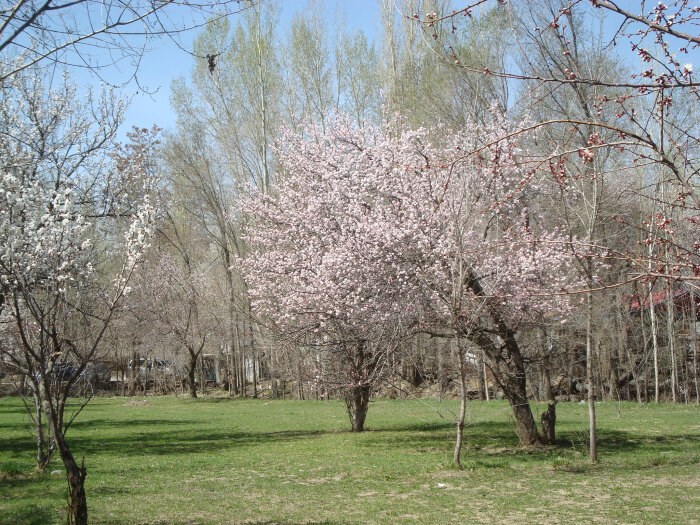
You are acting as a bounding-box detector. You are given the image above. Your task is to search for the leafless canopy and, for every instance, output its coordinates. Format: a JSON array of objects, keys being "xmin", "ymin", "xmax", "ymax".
[{"xmin": 0, "ymin": 0, "xmax": 259, "ymax": 82}]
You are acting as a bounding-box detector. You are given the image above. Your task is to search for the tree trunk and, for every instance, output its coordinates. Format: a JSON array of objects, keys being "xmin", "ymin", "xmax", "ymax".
[
  {"xmin": 540, "ymin": 341, "xmax": 557, "ymax": 446},
  {"xmin": 691, "ymin": 291, "xmax": 699, "ymax": 405},
  {"xmin": 463, "ymin": 271, "xmax": 540, "ymax": 446},
  {"xmin": 649, "ymin": 282, "xmax": 660, "ymax": 403},
  {"xmin": 128, "ymin": 351, "xmax": 138, "ymax": 397},
  {"xmin": 483, "ymin": 351, "xmax": 490, "ymax": 402},
  {"xmin": 667, "ymin": 286, "xmax": 678, "ymax": 403},
  {"xmin": 188, "ymin": 352, "xmax": 197, "ymax": 399},
  {"xmin": 469, "ymin": 331, "xmax": 541, "ymax": 446},
  {"xmin": 586, "ymin": 290, "xmax": 597, "ymax": 463},
  {"xmin": 345, "ymin": 384, "xmax": 371, "ymax": 432},
  {"xmin": 32, "ymin": 387, "xmax": 52, "ymax": 470},
  {"xmin": 40, "ymin": 382, "xmax": 88, "ymax": 525},
  {"xmin": 453, "ymin": 337, "xmax": 468, "ymax": 467},
  {"xmin": 540, "ymin": 402, "xmax": 557, "ymax": 445},
  {"xmin": 475, "ymin": 349, "xmax": 486, "ymax": 400},
  {"xmin": 252, "ymin": 355, "xmax": 258, "ymax": 399},
  {"xmin": 62, "ymin": 447, "xmax": 88, "ymax": 525}
]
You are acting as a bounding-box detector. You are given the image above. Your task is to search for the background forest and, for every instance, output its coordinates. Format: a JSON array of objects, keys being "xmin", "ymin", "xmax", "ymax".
[{"xmin": 126, "ymin": 0, "xmax": 698, "ymax": 415}]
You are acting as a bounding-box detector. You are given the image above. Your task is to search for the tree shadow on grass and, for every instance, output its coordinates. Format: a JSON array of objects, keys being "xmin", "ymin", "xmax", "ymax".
[
  {"xmin": 67, "ymin": 418, "xmax": 192, "ymax": 430},
  {"xmin": 357, "ymin": 419, "xmax": 699, "ymax": 469},
  {"xmin": 0, "ymin": 426, "xmax": 335, "ymax": 460},
  {"xmin": 0, "ymin": 404, "xmax": 31, "ymax": 415},
  {"xmin": 2, "ymin": 504, "xmax": 58, "ymax": 525}
]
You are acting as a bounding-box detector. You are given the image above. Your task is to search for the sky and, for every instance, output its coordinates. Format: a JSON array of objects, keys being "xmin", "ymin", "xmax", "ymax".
[
  {"xmin": 117, "ymin": 0, "xmax": 383, "ymax": 141},
  {"xmin": 102, "ymin": 0, "xmax": 700, "ymax": 142}
]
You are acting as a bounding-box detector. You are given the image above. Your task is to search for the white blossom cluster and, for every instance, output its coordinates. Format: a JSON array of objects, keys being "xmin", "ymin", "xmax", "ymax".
[
  {"xmin": 0, "ymin": 172, "xmax": 92, "ymax": 295},
  {"xmin": 0, "ymin": 61, "xmax": 155, "ymax": 306}
]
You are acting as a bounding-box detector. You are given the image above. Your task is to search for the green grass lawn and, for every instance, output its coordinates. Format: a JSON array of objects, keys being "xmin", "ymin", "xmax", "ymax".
[{"xmin": 0, "ymin": 396, "xmax": 698, "ymax": 524}]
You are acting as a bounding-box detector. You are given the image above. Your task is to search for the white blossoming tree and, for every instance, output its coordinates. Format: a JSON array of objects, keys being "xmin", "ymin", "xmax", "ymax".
[{"xmin": 0, "ymin": 62, "xmax": 157, "ymax": 525}]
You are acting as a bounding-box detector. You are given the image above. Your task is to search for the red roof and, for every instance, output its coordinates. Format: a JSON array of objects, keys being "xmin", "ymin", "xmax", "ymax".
[{"xmin": 628, "ymin": 289, "xmax": 700, "ymax": 314}]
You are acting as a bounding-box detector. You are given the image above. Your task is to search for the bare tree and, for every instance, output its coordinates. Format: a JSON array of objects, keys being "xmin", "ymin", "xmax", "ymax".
[{"xmin": 0, "ymin": 0, "xmax": 258, "ymax": 83}]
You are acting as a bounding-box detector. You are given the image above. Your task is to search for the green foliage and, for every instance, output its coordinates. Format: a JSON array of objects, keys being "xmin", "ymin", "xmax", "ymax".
[{"xmin": 0, "ymin": 398, "xmax": 698, "ymax": 523}]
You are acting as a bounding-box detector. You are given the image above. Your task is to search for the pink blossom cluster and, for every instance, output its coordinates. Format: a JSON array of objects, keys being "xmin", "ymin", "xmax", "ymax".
[{"xmin": 242, "ymin": 112, "xmax": 579, "ymax": 341}]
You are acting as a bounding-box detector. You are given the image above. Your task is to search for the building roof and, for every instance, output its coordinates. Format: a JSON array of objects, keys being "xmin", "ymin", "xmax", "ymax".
[{"xmin": 628, "ymin": 288, "xmax": 700, "ymax": 315}]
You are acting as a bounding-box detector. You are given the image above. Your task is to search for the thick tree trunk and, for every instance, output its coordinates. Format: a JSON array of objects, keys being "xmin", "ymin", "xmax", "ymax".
[
  {"xmin": 463, "ymin": 271, "xmax": 540, "ymax": 446},
  {"xmin": 344, "ymin": 341, "xmax": 375, "ymax": 432},
  {"xmin": 540, "ymin": 402, "xmax": 557, "ymax": 445},
  {"xmin": 61, "ymin": 442, "xmax": 88, "ymax": 525},
  {"xmin": 469, "ymin": 331, "xmax": 541, "ymax": 446},
  {"xmin": 509, "ymin": 394, "xmax": 541, "ymax": 445},
  {"xmin": 345, "ymin": 384, "xmax": 371, "ymax": 432}
]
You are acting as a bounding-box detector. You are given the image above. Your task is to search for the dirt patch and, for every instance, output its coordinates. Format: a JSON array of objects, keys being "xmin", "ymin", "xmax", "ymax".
[{"xmin": 123, "ymin": 399, "xmax": 152, "ymax": 407}]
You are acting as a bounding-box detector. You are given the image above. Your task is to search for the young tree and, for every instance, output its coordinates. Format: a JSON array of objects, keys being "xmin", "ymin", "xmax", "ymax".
[{"xmin": 0, "ymin": 63, "xmax": 156, "ymax": 524}]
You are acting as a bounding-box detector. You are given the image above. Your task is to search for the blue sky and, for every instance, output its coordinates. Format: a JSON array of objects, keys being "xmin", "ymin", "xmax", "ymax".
[
  {"xmin": 118, "ymin": 0, "xmax": 382, "ymax": 140},
  {"xmin": 111, "ymin": 0, "xmax": 699, "ymax": 142}
]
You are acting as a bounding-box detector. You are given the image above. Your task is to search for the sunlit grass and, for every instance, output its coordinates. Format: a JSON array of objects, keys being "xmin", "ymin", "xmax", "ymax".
[{"xmin": 0, "ymin": 397, "xmax": 698, "ymax": 524}]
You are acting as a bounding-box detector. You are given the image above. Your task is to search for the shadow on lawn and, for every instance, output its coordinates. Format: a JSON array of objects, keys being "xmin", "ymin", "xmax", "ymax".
[
  {"xmin": 0, "ymin": 404, "xmax": 32, "ymax": 415},
  {"xmin": 238, "ymin": 522, "xmax": 340, "ymax": 525},
  {"xmin": 3, "ymin": 408, "xmax": 697, "ymax": 467},
  {"xmin": 2, "ymin": 504, "xmax": 57, "ymax": 525},
  {"xmin": 1, "ymin": 425, "xmax": 334, "ymax": 459},
  {"xmin": 359, "ymin": 419, "xmax": 698, "ymax": 465},
  {"xmin": 68, "ymin": 418, "xmax": 191, "ymax": 429}
]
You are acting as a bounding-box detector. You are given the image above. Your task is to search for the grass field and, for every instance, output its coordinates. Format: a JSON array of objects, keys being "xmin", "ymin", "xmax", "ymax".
[{"xmin": 0, "ymin": 396, "xmax": 698, "ymax": 524}]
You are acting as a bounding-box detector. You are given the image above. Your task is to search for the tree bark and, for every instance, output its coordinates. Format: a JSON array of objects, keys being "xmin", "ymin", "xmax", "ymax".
[
  {"xmin": 540, "ymin": 401, "xmax": 557, "ymax": 445},
  {"xmin": 128, "ymin": 351, "xmax": 139, "ymax": 397},
  {"xmin": 649, "ymin": 282, "xmax": 660, "ymax": 403},
  {"xmin": 667, "ymin": 286, "xmax": 677, "ymax": 403},
  {"xmin": 453, "ymin": 337, "xmax": 468, "ymax": 467},
  {"xmin": 586, "ymin": 290, "xmax": 597, "ymax": 463},
  {"xmin": 31, "ymin": 386, "xmax": 53, "ymax": 470},
  {"xmin": 691, "ymin": 291, "xmax": 699, "ymax": 405},
  {"xmin": 188, "ymin": 351, "xmax": 198, "ymax": 399},
  {"xmin": 476, "ymin": 349, "xmax": 486, "ymax": 400},
  {"xmin": 468, "ymin": 330, "xmax": 541, "ymax": 445},
  {"xmin": 40, "ymin": 381, "xmax": 87, "ymax": 525},
  {"xmin": 345, "ymin": 384, "xmax": 371, "ymax": 432},
  {"xmin": 463, "ymin": 271, "xmax": 541, "ymax": 446}
]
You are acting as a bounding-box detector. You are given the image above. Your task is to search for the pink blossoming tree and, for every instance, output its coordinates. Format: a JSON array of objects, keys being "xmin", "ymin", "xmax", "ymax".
[{"xmin": 243, "ymin": 112, "xmax": 578, "ymax": 447}]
